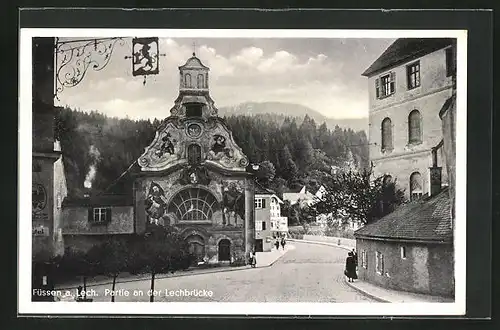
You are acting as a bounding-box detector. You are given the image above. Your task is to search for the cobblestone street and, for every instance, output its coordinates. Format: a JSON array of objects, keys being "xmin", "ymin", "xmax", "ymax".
[{"xmin": 85, "ymin": 241, "xmax": 374, "ymax": 303}]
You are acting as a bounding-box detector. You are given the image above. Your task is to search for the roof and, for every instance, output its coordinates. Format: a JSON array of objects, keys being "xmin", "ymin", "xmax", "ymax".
[
  {"xmin": 362, "ymin": 38, "xmax": 454, "ymax": 77},
  {"xmin": 63, "ymin": 194, "xmax": 133, "ymax": 207},
  {"xmin": 255, "ymin": 182, "xmax": 276, "ymax": 195},
  {"xmin": 354, "ymin": 187, "xmax": 452, "ymax": 243},
  {"xmin": 179, "ymin": 54, "xmax": 209, "ymax": 70}
]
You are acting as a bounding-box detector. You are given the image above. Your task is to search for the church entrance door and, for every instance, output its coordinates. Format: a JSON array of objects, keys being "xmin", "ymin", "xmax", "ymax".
[
  {"xmin": 186, "ymin": 234, "xmax": 205, "ymax": 264},
  {"xmin": 218, "ymin": 239, "xmax": 231, "ymax": 262}
]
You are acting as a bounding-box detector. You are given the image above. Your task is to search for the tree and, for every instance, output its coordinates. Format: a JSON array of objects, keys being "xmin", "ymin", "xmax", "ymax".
[
  {"xmin": 129, "ymin": 225, "xmax": 190, "ymax": 302},
  {"xmin": 308, "ymin": 169, "xmax": 406, "ymax": 227},
  {"xmin": 93, "ymin": 238, "xmax": 130, "ymax": 302},
  {"xmin": 256, "ymin": 160, "xmax": 276, "ymax": 187},
  {"xmin": 280, "ymin": 145, "xmax": 298, "ymax": 182}
]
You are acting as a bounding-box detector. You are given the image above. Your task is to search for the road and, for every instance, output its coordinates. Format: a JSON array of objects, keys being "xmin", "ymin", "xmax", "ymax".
[{"xmin": 84, "ymin": 241, "xmax": 374, "ymax": 302}]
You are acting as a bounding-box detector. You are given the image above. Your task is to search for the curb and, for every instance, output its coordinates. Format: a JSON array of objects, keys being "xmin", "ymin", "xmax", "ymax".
[
  {"xmin": 343, "ymin": 278, "xmax": 390, "ymax": 303},
  {"xmin": 288, "ymin": 238, "xmax": 353, "ymax": 252},
  {"xmin": 56, "ymin": 248, "xmax": 292, "ymax": 291}
]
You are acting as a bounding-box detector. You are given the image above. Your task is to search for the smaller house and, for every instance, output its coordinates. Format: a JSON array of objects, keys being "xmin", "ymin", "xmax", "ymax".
[
  {"xmin": 61, "ymin": 194, "xmax": 135, "ymax": 252},
  {"xmin": 254, "ymin": 184, "xmax": 288, "ymax": 252},
  {"xmin": 354, "ymin": 187, "xmax": 453, "ymax": 297}
]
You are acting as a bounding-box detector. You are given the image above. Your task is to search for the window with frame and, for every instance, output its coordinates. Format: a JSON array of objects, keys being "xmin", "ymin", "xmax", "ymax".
[
  {"xmin": 262, "ymin": 221, "xmax": 267, "ymax": 230},
  {"xmin": 375, "ymin": 251, "xmax": 384, "ymax": 275},
  {"xmin": 410, "ymin": 172, "xmax": 423, "ymax": 201},
  {"xmin": 408, "ymin": 110, "xmax": 422, "ymax": 144},
  {"xmin": 407, "ymin": 61, "xmax": 420, "ymax": 89},
  {"xmin": 361, "ymin": 250, "xmax": 367, "ymax": 269},
  {"xmin": 381, "ymin": 117, "xmax": 393, "ymax": 151},
  {"xmin": 255, "ymin": 198, "xmax": 263, "ymax": 209},
  {"xmin": 376, "ymin": 72, "xmax": 395, "ymax": 98},
  {"xmin": 187, "ymin": 143, "xmax": 202, "ymax": 165},
  {"xmin": 400, "ymin": 246, "xmax": 407, "ymax": 259},
  {"xmin": 90, "ymin": 207, "xmax": 111, "ymax": 224},
  {"xmin": 197, "ymin": 74, "xmax": 205, "ymax": 88},
  {"xmin": 184, "ymin": 73, "xmax": 192, "ymax": 88}
]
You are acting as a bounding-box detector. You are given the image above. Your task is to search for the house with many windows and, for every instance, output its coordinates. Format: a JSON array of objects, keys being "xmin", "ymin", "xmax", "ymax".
[
  {"xmin": 362, "ymin": 38, "xmax": 455, "ymax": 200},
  {"xmin": 355, "ymin": 38, "xmax": 456, "ymax": 298},
  {"xmin": 254, "ymin": 184, "xmax": 288, "ymax": 252}
]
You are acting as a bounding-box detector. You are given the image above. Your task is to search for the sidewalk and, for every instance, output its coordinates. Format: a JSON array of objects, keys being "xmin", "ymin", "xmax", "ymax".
[
  {"xmin": 345, "ymin": 279, "xmax": 454, "ymax": 303},
  {"xmin": 291, "ymin": 238, "xmax": 453, "ymax": 303},
  {"xmin": 288, "ymin": 238, "xmax": 353, "ymax": 252},
  {"xmin": 56, "ymin": 245, "xmax": 293, "ymax": 291}
]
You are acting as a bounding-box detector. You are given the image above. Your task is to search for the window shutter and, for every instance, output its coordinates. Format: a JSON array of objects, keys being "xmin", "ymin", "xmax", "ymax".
[
  {"xmin": 106, "ymin": 208, "xmax": 112, "ymax": 223},
  {"xmin": 88, "ymin": 208, "xmax": 93, "ymax": 222},
  {"xmin": 375, "ymin": 78, "xmax": 380, "ymax": 98},
  {"xmin": 390, "ymin": 72, "xmax": 396, "ymax": 94},
  {"xmin": 262, "ymin": 198, "xmax": 266, "ymax": 209}
]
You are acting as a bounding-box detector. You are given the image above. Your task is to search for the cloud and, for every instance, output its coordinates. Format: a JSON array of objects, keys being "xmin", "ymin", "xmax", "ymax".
[{"xmin": 56, "ymin": 38, "xmax": 372, "ymax": 120}]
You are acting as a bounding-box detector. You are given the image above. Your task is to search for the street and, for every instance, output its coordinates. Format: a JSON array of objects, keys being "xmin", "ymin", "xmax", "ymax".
[{"xmin": 84, "ymin": 241, "xmax": 375, "ymax": 303}]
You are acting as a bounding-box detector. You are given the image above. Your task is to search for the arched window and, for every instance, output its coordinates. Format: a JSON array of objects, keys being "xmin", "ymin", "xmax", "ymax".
[
  {"xmin": 168, "ymin": 188, "xmax": 219, "ymax": 221},
  {"xmin": 410, "ymin": 172, "xmax": 423, "ymax": 201},
  {"xmin": 197, "ymin": 74, "xmax": 205, "ymax": 88},
  {"xmin": 408, "ymin": 110, "xmax": 422, "ymax": 144},
  {"xmin": 184, "ymin": 73, "xmax": 192, "ymax": 88},
  {"xmin": 187, "ymin": 144, "xmax": 202, "ymax": 165},
  {"xmin": 381, "ymin": 117, "xmax": 393, "ymax": 151}
]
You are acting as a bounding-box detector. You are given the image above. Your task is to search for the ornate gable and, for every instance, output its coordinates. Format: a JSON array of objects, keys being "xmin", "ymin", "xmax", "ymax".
[{"xmin": 138, "ymin": 117, "xmax": 249, "ymax": 172}]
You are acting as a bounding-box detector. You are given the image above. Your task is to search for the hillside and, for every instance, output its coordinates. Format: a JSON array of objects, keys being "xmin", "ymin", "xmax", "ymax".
[{"xmin": 218, "ymin": 102, "xmax": 368, "ymax": 132}]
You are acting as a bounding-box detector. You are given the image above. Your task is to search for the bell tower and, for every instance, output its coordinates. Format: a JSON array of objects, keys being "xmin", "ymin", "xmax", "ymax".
[
  {"xmin": 179, "ymin": 51, "xmax": 209, "ymax": 92},
  {"xmin": 170, "ymin": 51, "xmax": 217, "ymax": 119}
]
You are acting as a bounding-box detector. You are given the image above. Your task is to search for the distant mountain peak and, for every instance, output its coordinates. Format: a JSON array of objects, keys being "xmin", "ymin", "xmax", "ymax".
[{"xmin": 219, "ymin": 101, "xmax": 368, "ymax": 132}]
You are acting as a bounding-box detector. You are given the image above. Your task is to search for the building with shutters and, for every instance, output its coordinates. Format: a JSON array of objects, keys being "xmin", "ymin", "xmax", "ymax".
[
  {"xmin": 254, "ymin": 184, "xmax": 288, "ymax": 252},
  {"xmin": 62, "ymin": 52, "xmax": 256, "ymax": 265},
  {"xmin": 362, "ymin": 38, "xmax": 456, "ymax": 200}
]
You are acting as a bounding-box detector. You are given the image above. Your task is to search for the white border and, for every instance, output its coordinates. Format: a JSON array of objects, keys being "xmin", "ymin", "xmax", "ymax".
[{"xmin": 19, "ymin": 28, "xmax": 467, "ymax": 316}]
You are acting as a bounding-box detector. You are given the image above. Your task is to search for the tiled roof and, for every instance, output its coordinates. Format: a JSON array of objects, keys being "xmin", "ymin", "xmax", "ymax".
[
  {"xmin": 362, "ymin": 38, "xmax": 454, "ymax": 77},
  {"xmin": 63, "ymin": 194, "xmax": 133, "ymax": 207},
  {"xmin": 255, "ymin": 182, "xmax": 276, "ymax": 195},
  {"xmin": 354, "ymin": 188, "xmax": 452, "ymax": 243}
]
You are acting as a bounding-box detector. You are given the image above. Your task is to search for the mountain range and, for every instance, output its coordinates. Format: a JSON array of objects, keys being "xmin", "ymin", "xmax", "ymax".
[{"xmin": 218, "ymin": 102, "xmax": 368, "ymax": 132}]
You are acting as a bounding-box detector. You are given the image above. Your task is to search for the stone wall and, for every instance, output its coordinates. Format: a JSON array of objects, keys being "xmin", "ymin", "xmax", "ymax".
[{"xmin": 356, "ymin": 238, "xmax": 454, "ymax": 297}]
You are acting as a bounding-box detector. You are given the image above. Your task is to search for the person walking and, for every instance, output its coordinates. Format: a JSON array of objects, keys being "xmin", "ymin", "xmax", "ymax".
[
  {"xmin": 274, "ymin": 239, "xmax": 280, "ymax": 250},
  {"xmin": 249, "ymin": 250, "xmax": 257, "ymax": 268},
  {"xmin": 352, "ymin": 249, "xmax": 358, "ymax": 268},
  {"xmin": 280, "ymin": 237, "xmax": 286, "ymax": 250},
  {"xmin": 344, "ymin": 251, "xmax": 358, "ymax": 282}
]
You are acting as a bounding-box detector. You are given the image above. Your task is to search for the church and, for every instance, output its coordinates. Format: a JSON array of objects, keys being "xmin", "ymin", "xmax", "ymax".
[{"xmin": 62, "ymin": 52, "xmax": 256, "ymax": 265}]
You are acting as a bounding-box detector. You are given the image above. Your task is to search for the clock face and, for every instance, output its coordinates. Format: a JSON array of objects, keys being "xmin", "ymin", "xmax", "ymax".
[{"xmin": 187, "ymin": 123, "xmax": 202, "ymax": 138}]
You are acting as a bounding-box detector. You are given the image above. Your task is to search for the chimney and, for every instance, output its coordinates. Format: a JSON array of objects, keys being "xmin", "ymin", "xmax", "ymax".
[{"xmin": 429, "ymin": 141, "xmax": 443, "ymax": 196}]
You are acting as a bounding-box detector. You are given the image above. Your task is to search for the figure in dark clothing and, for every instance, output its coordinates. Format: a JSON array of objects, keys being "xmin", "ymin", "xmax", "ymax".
[
  {"xmin": 274, "ymin": 240, "xmax": 280, "ymax": 250},
  {"xmin": 280, "ymin": 237, "xmax": 286, "ymax": 250},
  {"xmin": 352, "ymin": 249, "xmax": 358, "ymax": 268},
  {"xmin": 345, "ymin": 251, "xmax": 358, "ymax": 282}
]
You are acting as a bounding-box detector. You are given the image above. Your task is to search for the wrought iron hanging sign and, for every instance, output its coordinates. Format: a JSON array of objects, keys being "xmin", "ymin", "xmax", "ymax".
[
  {"xmin": 129, "ymin": 37, "xmax": 160, "ymax": 76},
  {"xmin": 54, "ymin": 37, "xmax": 126, "ymax": 99}
]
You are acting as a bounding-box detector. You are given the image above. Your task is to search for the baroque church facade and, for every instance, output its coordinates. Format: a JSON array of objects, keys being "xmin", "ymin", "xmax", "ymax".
[
  {"xmin": 134, "ymin": 53, "xmax": 255, "ymax": 264},
  {"xmin": 63, "ymin": 53, "xmax": 256, "ymax": 265}
]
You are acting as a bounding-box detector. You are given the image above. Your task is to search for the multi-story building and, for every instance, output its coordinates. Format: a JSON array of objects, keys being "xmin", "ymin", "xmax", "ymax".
[
  {"xmin": 254, "ymin": 184, "xmax": 288, "ymax": 252},
  {"xmin": 32, "ymin": 37, "xmax": 68, "ymax": 300},
  {"xmin": 362, "ymin": 38, "xmax": 456, "ymax": 200}
]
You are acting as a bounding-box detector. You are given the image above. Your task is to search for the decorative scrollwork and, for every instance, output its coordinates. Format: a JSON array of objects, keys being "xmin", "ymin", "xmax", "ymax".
[{"xmin": 55, "ymin": 38, "xmax": 127, "ymax": 98}]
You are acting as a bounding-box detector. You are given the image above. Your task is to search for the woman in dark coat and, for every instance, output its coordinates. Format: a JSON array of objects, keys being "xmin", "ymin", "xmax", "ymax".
[{"xmin": 345, "ymin": 251, "xmax": 358, "ymax": 282}]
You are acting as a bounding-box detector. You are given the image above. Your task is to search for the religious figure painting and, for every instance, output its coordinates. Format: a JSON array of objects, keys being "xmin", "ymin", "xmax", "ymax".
[{"xmin": 145, "ymin": 182, "xmax": 168, "ymax": 225}]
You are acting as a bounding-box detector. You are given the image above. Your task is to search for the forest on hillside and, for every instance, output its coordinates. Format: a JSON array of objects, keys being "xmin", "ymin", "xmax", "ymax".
[{"xmin": 54, "ymin": 107, "xmax": 369, "ymax": 198}]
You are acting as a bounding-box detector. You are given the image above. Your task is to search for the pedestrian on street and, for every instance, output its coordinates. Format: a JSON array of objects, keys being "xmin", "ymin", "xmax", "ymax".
[
  {"xmin": 280, "ymin": 237, "xmax": 286, "ymax": 250},
  {"xmin": 352, "ymin": 249, "xmax": 358, "ymax": 268},
  {"xmin": 274, "ymin": 239, "xmax": 280, "ymax": 250},
  {"xmin": 344, "ymin": 251, "xmax": 358, "ymax": 282}
]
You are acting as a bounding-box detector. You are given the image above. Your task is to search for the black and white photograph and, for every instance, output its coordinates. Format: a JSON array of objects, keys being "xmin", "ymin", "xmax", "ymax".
[{"xmin": 19, "ymin": 28, "xmax": 467, "ymax": 316}]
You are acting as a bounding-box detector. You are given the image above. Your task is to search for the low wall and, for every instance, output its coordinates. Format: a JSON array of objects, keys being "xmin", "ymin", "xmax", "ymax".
[{"xmin": 302, "ymin": 235, "xmax": 356, "ymax": 248}]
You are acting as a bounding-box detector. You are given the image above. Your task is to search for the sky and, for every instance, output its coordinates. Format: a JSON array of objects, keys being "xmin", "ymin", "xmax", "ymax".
[{"xmin": 54, "ymin": 37, "xmax": 395, "ymax": 120}]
